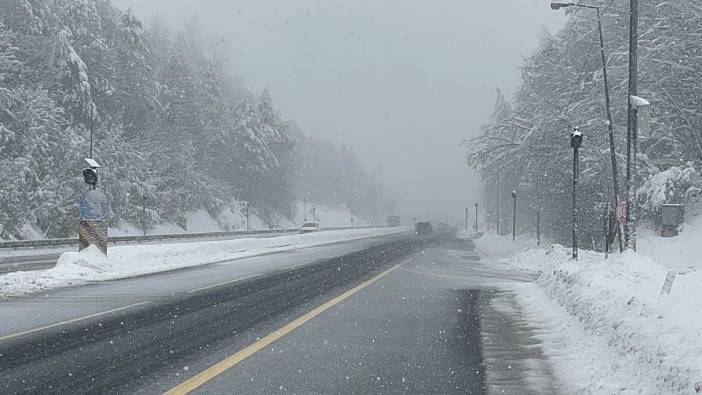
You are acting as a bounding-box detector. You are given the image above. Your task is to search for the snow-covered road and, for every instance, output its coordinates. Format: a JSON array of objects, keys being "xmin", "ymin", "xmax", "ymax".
[{"xmin": 0, "ymin": 230, "xmax": 413, "ymax": 339}]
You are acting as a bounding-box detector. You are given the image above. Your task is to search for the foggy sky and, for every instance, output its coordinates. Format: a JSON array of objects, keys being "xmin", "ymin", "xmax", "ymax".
[{"xmin": 113, "ymin": 0, "xmax": 564, "ymax": 225}]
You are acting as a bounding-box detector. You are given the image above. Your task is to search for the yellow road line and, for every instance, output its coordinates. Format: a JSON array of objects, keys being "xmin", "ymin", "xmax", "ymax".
[
  {"xmin": 0, "ymin": 301, "xmax": 150, "ymax": 343},
  {"xmin": 164, "ymin": 263, "xmax": 402, "ymax": 395},
  {"xmin": 188, "ymin": 275, "xmax": 257, "ymax": 294}
]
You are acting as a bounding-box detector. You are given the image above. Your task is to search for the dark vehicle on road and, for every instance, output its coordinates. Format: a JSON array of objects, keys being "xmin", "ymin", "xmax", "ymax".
[{"xmin": 415, "ymin": 221, "xmax": 433, "ymax": 236}]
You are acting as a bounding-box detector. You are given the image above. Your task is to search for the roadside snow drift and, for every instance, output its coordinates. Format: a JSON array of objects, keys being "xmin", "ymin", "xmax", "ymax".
[
  {"xmin": 475, "ymin": 233, "xmax": 702, "ymax": 394},
  {"xmin": 0, "ymin": 227, "xmax": 408, "ymax": 298}
]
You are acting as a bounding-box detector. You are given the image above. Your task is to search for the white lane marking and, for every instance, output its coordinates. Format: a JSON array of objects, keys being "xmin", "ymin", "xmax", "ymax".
[
  {"xmin": 188, "ymin": 275, "xmax": 258, "ymax": 294},
  {"xmin": 0, "ymin": 301, "xmax": 151, "ymax": 343}
]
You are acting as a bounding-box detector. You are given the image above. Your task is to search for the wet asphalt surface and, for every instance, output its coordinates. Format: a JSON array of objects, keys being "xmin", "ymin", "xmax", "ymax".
[{"xmin": 0, "ymin": 236, "xmax": 559, "ymax": 394}]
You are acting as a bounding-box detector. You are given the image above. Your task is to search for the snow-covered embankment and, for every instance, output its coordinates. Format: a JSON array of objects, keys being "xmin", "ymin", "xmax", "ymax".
[{"xmin": 472, "ymin": 232, "xmax": 702, "ymax": 394}]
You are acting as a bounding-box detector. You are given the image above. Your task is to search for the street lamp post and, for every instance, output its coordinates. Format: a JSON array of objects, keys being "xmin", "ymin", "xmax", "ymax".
[
  {"xmin": 485, "ymin": 188, "xmax": 491, "ymax": 231},
  {"xmin": 245, "ymin": 202, "xmax": 250, "ymax": 231},
  {"xmin": 551, "ymin": 0, "xmax": 623, "ymax": 252},
  {"xmin": 465, "ymin": 207, "xmax": 469, "ymax": 231},
  {"xmin": 536, "ymin": 208, "xmax": 541, "ymax": 246},
  {"xmin": 474, "ymin": 203, "xmax": 478, "ymax": 233},
  {"xmin": 142, "ymin": 194, "xmax": 147, "ymax": 236},
  {"xmin": 604, "ymin": 202, "xmax": 610, "ymax": 259},
  {"xmin": 512, "ymin": 191, "xmax": 517, "ymax": 241},
  {"xmin": 496, "ymin": 169, "xmax": 501, "ymax": 236},
  {"xmin": 89, "ymin": 105, "xmax": 94, "ymax": 159},
  {"xmin": 536, "ymin": 177, "xmax": 542, "ymax": 246},
  {"xmin": 571, "ymin": 127, "xmax": 583, "ymax": 261},
  {"xmin": 303, "ymin": 198, "xmax": 308, "ymax": 222}
]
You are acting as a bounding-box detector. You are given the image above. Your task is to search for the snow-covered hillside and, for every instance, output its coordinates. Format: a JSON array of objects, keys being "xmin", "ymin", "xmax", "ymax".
[{"xmin": 105, "ymin": 201, "xmax": 371, "ymax": 237}]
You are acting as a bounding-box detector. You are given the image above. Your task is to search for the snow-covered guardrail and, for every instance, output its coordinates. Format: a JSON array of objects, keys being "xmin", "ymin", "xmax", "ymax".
[{"xmin": 0, "ymin": 226, "xmax": 382, "ymax": 249}]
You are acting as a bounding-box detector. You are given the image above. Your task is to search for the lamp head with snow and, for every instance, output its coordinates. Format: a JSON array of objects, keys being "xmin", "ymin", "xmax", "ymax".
[
  {"xmin": 82, "ymin": 157, "xmax": 101, "ymax": 169},
  {"xmin": 570, "ymin": 127, "xmax": 583, "ymax": 149},
  {"xmin": 550, "ymin": 0, "xmax": 575, "ymax": 10}
]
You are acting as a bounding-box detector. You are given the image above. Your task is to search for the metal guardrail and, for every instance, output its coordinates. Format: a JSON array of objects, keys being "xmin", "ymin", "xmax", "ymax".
[{"xmin": 0, "ymin": 226, "xmax": 382, "ymax": 250}]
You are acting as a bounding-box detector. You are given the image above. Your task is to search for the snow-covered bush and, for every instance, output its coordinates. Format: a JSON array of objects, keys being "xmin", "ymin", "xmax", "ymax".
[{"xmin": 637, "ymin": 165, "xmax": 701, "ymax": 223}]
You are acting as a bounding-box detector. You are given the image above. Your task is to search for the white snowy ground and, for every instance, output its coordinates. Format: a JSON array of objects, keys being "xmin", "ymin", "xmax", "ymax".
[
  {"xmin": 466, "ymin": 226, "xmax": 702, "ymax": 394},
  {"xmin": 0, "ymin": 227, "xmax": 409, "ymax": 299}
]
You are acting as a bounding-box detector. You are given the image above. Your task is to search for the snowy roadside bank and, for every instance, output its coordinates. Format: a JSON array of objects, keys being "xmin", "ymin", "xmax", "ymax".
[
  {"xmin": 473, "ymin": 233, "xmax": 702, "ymax": 394},
  {"xmin": 0, "ymin": 227, "xmax": 410, "ymax": 299}
]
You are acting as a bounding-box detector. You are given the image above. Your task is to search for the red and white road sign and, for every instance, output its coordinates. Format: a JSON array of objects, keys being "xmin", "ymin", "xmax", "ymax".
[{"xmin": 617, "ymin": 201, "xmax": 627, "ymax": 225}]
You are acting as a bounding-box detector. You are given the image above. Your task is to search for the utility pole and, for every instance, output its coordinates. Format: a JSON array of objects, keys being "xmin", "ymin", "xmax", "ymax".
[
  {"xmin": 303, "ymin": 198, "xmax": 308, "ymax": 222},
  {"xmin": 604, "ymin": 202, "xmax": 610, "ymax": 259},
  {"xmin": 245, "ymin": 202, "xmax": 250, "ymax": 231},
  {"xmin": 485, "ymin": 188, "xmax": 491, "ymax": 230},
  {"xmin": 496, "ymin": 169, "xmax": 501, "ymax": 236},
  {"xmin": 536, "ymin": 209, "xmax": 541, "ymax": 246},
  {"xmin": 625, "ymin": 0, "xmax": 639, "ymax": 250},
  {"xmin": 536, "ymin": 177, "xmax": 541, "ymax": 246},
  {"xmin": 465, "ymin": 207, "xmax": 469, "ymax": 231},
  {"xmin": 474, "ymin": 203, "xmax": 478, "ymax": 233},
  {"xmin": 142, "ymin": 194, "xmax": 147, "ymax": 236},
  {"xmin": 512, "ymin": 191, "xmax": 517, "ymax": 241},
  {"xmin": 596, "ymin": 6, "xmax": 624, "ymax": 252}
]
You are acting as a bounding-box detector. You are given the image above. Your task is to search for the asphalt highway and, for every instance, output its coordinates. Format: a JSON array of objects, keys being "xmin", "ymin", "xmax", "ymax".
[{"xmin": 0, "ymin": 234, "xmax": 561, "ymax": 394}]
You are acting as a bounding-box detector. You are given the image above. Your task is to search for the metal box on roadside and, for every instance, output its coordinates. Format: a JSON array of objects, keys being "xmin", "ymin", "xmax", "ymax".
[{"xmin": 661, "ymin": 204, "xmax": 684, "ymax": 237}]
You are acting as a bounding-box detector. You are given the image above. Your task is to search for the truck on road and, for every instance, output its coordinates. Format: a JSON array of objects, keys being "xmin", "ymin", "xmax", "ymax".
[{"xmin": 387, "ymin": 215, "xmax": 401, "ymax": 227}]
